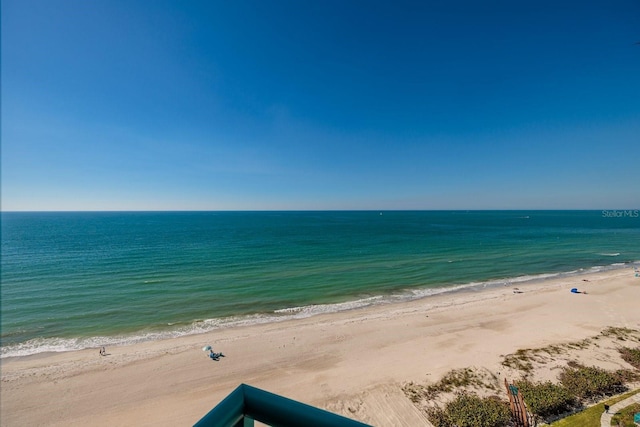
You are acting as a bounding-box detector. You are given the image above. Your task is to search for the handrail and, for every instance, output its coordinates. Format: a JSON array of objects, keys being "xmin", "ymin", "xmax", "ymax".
[{"xmin": 194, "ymin": 384, "xmax": 372, "ymax": 427}]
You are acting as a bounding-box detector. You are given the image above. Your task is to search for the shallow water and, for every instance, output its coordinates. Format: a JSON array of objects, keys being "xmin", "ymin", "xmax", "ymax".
[{"xmin": 2, "ymin": 210, "xmax": 638, "ymax": 357}]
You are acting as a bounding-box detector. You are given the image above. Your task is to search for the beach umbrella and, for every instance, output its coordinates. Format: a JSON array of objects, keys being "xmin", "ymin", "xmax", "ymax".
[{"xmin": 202, "ymin": 345, "xmax": 212, "ymax": 351}]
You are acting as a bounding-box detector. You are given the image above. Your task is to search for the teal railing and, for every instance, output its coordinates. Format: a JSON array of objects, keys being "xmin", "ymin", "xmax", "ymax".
[{"xmin": 194, "ymin": 384, "xmax": 372, "ymax": 427}]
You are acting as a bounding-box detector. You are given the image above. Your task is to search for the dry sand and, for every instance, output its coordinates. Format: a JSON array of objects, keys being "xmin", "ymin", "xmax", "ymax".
[{"xmin": 2, "ymin": 267, "xmax": 639, "ymax": 426}]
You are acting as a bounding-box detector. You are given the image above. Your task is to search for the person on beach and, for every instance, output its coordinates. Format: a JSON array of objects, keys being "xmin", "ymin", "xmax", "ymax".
[
  {"xmin": 208, "ymin": 349, "xmax": 225, "ymax": 360},
  {"xmin": 99, "ymin": 347, "xmax": 106, "ymax": 356}
]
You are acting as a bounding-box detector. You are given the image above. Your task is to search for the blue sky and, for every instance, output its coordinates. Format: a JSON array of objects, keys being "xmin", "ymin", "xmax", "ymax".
[{"xmin": 2, "ymin": 0, "xmax": 639, "ymax": 211}]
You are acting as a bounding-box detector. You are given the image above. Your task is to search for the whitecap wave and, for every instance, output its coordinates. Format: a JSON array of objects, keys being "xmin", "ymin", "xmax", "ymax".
[
  {"xmin": 274, "ymin": 296, "xmax": 385, "ymax": 317},
  {"xmin": 3, "ymin": 261, "xmax": 638, "ymax": 359}
]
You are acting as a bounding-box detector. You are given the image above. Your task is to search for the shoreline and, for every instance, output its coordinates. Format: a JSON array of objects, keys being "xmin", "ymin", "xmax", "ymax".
[
  {"xmin": 3, "ymin": 260, "xmax": 638, "ymax": 360},
  {"xmin": 2, "ymin": 267, "xmax": 639, "ymax": 426}
]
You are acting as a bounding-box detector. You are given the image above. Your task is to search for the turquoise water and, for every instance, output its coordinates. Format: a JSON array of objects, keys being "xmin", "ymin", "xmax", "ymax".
[{"xmin": 2, "ymin": 210, "xmax": 639, "ymax": 357}]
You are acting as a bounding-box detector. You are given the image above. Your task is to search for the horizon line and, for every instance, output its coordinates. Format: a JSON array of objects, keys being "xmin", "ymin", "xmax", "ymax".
[{"xmin": 2, "ymin": 208, "xmax": 638, "ymax": 213}]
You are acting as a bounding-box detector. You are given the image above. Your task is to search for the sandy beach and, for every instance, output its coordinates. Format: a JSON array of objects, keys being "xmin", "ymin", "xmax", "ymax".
[{"xmin": 2, "ymin": 267, "xmax": 639, "ymax": 426}]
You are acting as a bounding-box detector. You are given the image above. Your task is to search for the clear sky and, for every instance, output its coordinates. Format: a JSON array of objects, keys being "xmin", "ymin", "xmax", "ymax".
[{"xmin": 2, "ymin": 0, "xmax": 639, "ymax": 211}]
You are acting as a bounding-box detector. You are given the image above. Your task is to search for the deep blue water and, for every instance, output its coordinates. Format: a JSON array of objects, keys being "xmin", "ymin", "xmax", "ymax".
[{"xmin": 2, "ymin": 210, "xmax": 639, "ymax": 357}]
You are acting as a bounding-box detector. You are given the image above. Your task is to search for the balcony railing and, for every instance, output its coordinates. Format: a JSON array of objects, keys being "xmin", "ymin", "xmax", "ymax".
[{"xmin": 194, "ymin": 384, "xmax": 371, "ymax": 427}]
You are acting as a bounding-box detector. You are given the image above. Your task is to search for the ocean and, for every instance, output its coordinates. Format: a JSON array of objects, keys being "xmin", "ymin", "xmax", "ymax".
[{"xmin": 1, "ymin": 210, "xmax": 639, "ymax": 358}]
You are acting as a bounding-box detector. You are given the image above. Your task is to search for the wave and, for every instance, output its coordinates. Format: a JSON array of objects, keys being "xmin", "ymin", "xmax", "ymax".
[
  {"xmin": 599, "ymin": 253, "xmax": 620, "ymax": 257},
  {"xmin": 274, "ymin": 296, "xmax": 384, "ymax": 316},
  {"xmin": 2, "ymin": 260, "xmax": 638, "ymax": 359}
]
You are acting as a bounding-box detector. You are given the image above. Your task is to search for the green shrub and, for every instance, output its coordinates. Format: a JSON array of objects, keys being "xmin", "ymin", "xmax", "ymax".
[
  {"xmin": 601, "ymin": 327, "xmax": 638, "ymax": 340},
  {"xmin": 403, "ymin": 368, "xmax": 500, "ymax": 402},
  {"xmin": 558, "ymin": 364, "xmax": 624, "ymax": 400},
  {"xmin": 610, "ymin": 402, "xmax": 640, "ymax": 427},
  {"xmin": 619, "ymin": 347, "xmax": 640, "ymax": 370},
  {"xmin": 614, "ymin": 368, "xmax": 640, "ymax": 384},
  {"xmin": 551, "ymin": 389, "xmax": 640, "ymax": 427},
  {"xmin": 426, "ymin": 393, "xmax": 512, "ymax": 427},
  {"xmin": 501, "ymin": 349, "xmax": 534, "ymax": 373},
  {"xmin": 426, "ymin": 406, "xmax": 452, "ymax": 427},
  {"xmin": 514, "ymin": 379, "xmax": 576, "ymax": 419}
]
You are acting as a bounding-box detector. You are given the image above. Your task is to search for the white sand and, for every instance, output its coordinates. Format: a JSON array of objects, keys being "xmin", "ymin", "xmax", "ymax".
[{"xmin": 2, "ymin": 268, "xmax": 639, "ymax": 426}]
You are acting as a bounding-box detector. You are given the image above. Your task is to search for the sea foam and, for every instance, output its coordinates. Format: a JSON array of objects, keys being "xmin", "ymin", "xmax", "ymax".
[{"xmin": 3, "ymin": 262, "xmax": 636, "ymax": 359}]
